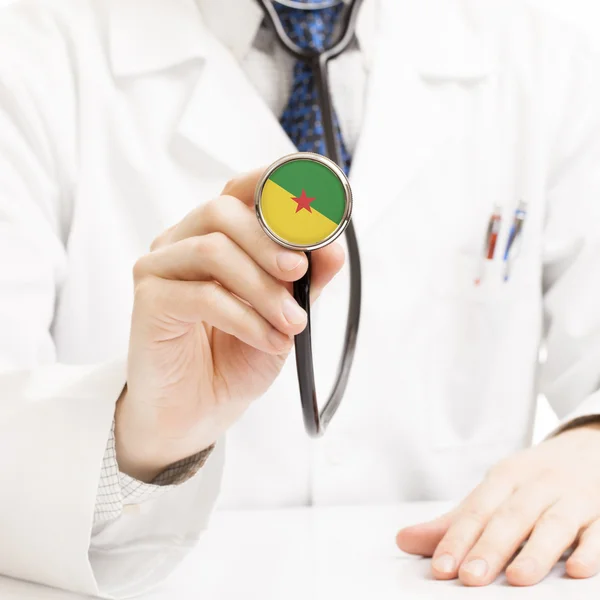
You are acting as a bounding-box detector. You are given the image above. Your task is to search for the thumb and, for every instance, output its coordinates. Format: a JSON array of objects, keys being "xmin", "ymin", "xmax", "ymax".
[{"xmin": 396, "ymin": 511, "xmax": 455, "ymax": 557}]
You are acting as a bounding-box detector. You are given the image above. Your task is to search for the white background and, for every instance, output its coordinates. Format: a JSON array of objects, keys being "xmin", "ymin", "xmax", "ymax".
[{"xmin": 1, "ymin": 0, "xmax": 598, "ymax": 439}]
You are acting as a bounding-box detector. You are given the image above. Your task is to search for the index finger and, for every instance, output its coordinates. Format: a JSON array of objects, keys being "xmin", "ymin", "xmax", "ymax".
[
  {"xmin": 150, "ymin": 168, "xmax": 267, "ymax": 251},
  {"xmin": 221, "ymin": 167, "xmax": 267, "ymax": 207},
  {"xmin": 151, "ymin": 166, "xmax": 344, "ymax": 292}
]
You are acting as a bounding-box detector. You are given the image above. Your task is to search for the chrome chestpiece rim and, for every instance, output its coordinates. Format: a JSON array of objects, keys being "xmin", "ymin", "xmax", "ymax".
[{"xmin": 255, "ymin": 152, "xmax": 353, "ymax": 252}]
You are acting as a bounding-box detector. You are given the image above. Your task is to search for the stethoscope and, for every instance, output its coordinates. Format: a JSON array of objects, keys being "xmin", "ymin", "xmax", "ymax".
[{"xmin": 255, "ymin": 0, "xmax": 364, "ymax": 437}]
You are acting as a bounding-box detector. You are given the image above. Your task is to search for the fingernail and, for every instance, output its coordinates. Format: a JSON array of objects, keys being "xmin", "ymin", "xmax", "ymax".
[
  {"xmin": 282, "ymin": 298, "xmax": 306, "ymax": 325},
  {"xmin": 568, "ymin": 555, "xmax": 595, "ymax": 577},
  {"xmin": 277, "ymin": 252, "xmax": 303, "ymax": 272},
  {"xmin": 570, "ymin": 555, "xmax": 593, "ymax": 569},
  {"xmin": 511, "ymin": 557, "xmax": 537, "ymax": 575},
  {"xmin": 268, "ymin": 328, "xmax": 291, "ymax": 351},
  {"xmin": 462, "ymin": 559, "xmax": 488, "ymax": 579},
  {"xmin": 433, "ymin": 554, "xmax": 456, "ymax": 574}
]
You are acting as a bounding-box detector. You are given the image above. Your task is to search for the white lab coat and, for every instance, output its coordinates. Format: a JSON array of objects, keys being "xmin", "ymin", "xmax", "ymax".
[{"xmin": 1, "ymin": 0, "xmax": 600, "ymax": 596}]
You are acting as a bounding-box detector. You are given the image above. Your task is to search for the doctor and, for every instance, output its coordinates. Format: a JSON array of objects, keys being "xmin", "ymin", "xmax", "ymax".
[{"xmin": 2, "ymin": 0, "xmax": 600, "ymax": 596}]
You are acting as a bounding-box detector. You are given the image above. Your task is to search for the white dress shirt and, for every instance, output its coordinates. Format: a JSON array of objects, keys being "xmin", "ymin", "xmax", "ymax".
[{"xmin": 196, "ymin": 0, "xmax": 376, "ymax": 154}]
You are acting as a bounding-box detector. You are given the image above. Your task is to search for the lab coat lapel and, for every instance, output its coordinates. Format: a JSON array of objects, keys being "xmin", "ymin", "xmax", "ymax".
[
  {"xmin": 108, "ymin": 0, "xmax": 295, "ymax": 175},
  {"xmin": 175, "ymin": 46, "xmax": 296, "ymax": 174},
  {"xmin": 350, "ymin": 0, "xmax": 497, "ymax": 237},
  {"xmin": 108, "ymin": 0, "xmax": 498, "ymax": 211},
  {"xmin": 173, "ymin": 0, "xmax": 295, "ymax": 174}
]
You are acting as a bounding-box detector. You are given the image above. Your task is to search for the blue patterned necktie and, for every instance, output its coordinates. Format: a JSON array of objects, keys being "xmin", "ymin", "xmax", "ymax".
[{"xmin": 274, "ymin": 1, "xmax": 352, "ymax": 173}]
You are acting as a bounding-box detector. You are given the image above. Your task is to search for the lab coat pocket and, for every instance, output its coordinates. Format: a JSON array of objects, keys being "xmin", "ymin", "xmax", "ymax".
[{"xmin": 423, "ymin": 251, "xmax": 534, "ymax": 450}]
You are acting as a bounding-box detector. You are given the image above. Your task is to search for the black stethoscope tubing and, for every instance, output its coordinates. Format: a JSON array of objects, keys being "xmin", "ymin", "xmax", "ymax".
[{"xmin": 257, "ymin": 0, "xmax": 364, "ymax": 437}]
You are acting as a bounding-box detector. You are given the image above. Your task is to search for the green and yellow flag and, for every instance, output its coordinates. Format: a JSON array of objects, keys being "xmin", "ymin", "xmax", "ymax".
[{"xmin": 257, "ymin": 155, "xmax": 350, "ymax": 250}]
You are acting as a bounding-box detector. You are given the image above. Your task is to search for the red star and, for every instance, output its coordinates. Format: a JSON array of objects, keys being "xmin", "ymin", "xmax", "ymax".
[{"xmin": 292, "ymin": 189, "xmax": 316, "ymax": 213}]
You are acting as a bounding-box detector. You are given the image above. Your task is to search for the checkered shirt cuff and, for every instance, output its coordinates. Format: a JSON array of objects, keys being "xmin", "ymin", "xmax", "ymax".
[{"xmin": 94, "ymin": 422, "xmax": 214, "ymax": 524}]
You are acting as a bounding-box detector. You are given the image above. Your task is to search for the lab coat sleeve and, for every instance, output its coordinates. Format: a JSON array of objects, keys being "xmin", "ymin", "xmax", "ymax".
[
  {"xmin": 0, "ymin": 6, "xmax": 224, "ymax": 598},
  {"xmin": 539, "ymin": 41, "xmax": 600, "ymax": 432}
]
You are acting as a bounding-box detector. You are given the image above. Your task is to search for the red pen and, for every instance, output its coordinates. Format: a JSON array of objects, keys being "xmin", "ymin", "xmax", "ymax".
[{"xmin": 475, "ymin": 205, "xmax": 502, "ymax": 285}]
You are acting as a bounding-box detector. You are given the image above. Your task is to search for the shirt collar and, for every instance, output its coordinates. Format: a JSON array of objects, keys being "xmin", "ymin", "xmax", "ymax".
[
  {"xmin": 195, "ymin": 0, "xmax": 264, "ymax": 62},
  {"xmin": 195, "ymin": 0, "xmax": 375, "ymax": 64}
]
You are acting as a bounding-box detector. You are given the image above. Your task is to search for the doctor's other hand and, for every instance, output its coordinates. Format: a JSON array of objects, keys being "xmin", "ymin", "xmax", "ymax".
[
  {"xmin": 115, "ymin": 168, "xmax": 344, "ymax": 482},
  {"xmin": 396, "ymin": 423, "xmax": 600, "ymax": 586}
]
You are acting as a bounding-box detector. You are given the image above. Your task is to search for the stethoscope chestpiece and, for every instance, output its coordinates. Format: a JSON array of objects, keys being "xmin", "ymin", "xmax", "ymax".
[{"xmin": 255, "ymin": 152, "xmax": 352, "ymax": 252}]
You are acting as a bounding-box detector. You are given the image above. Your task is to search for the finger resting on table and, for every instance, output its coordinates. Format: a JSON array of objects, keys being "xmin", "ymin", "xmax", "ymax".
[
  {"xmin": 566, "ymin": 518, "xmax": 600, "ymax": 579},
  {"xmin": 506, "ymin": 499, "xmax": 592, "ymax": 586},
  {"xmin": 457, "ymin": 482, "xmax": 558, "ymax": 586},
  {"xmin": 430, "ymin": 474, "xmax": 515, "ymax": 580},
  {"xmin": 396, "ymin": 511, "xmax": 456, "ymax": 557}
]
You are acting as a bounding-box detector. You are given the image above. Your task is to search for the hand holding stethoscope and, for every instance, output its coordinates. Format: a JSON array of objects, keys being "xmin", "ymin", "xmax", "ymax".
[
  {"xmin": 255, "ymin": 0, "xmax": 363, "ymax": 437},
  {"xmin": 118, "ymin": 0, "xmax": 361, "ymax": 481}
]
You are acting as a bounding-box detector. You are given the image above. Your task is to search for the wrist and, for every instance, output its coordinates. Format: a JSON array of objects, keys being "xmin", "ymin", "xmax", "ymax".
[
  {"xmin": 115, "ymin": 387, "xmax": 215, "ymax": 482},
  {"xmin": 114, "ymin": 386, "xmax": 162, "ymax": 481}
]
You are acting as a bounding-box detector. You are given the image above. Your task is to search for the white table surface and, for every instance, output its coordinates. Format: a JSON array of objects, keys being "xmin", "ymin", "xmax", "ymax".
[{"xmin": 1, "ymin": 502, "xmax": 599, "ymax": 599}]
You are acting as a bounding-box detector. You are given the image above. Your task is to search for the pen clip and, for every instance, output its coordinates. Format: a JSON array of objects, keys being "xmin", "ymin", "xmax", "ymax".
[{"xmin": 503, "ymin": 200, "xmax": 527, "ymax": 281}]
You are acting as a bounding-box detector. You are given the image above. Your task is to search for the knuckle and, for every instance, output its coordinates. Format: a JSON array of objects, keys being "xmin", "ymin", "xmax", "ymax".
[
  {"xmin": 187, "ymin": 235, "xmax": 208, "ymax": 257},
  {"xmin": 150, "ymin": 226, "xmax": 174, "ymax": 251},
  {"xmin": 437, "ymin": 533, "xmax": 466, "ymax": 550},
  {"xmin": 132, "ymin": 255, "xmax": 151, "ymax": 282},
  {"xmin": 198, "ymin": 280, "xmax": 225, "ymax": 309},
  {"xmin": 535, "ymin": 477, "xmax": 562, "ymax": 499},
  {"xmin": 494, "ymin": 502, "xmax": 525, "ymax": 524},
  {"xmin": 201, "ymin": 198, "xmax": 224, "ymax": 227},
  {"xmin": 133, "ymin": 276, "xmax": 162, "ymax": 307},
  {"xmin": 534, "ymin": 467, "xmax": 560, "ymax": 487},
  {"xmin": 460, "ymin": 507, "xmax": 489, "ymax": 528},
  {"xmin": 205, "ymin": 195, "xmax": 241, "ymax": 229},
  {"xmin": 204, "ymin": 231, "xmax": 229, "ymax": 255},
  {"xmin": 486, "ymin": 458, "xmax": 514, "ymax": 481},
  {"xmin": 187, "ymin": 231, "xmax": 228, "ymax": 259},
  {"xmin": 218, "ymin": 193, "xmax": 240, "ymax": 210},
  {"xmin": 237, "ymin": 296, "xmax": 256, "ymax": 322},
  {"xmin": 538, "ymin": 510, "xmax": 578, "ymax": 536},
  {"xmin": 149, "ymin": 235, "xmax": 163, "ymax": 252},
  {"xmin": 221, "ymin": 177, "xmax": 241, "ymax": 197}
]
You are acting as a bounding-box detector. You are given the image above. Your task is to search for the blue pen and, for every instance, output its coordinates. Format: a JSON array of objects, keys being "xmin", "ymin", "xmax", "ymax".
[{"xmin": 503, "ymin": 200, "xmax": 527, "ymax": 282}]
